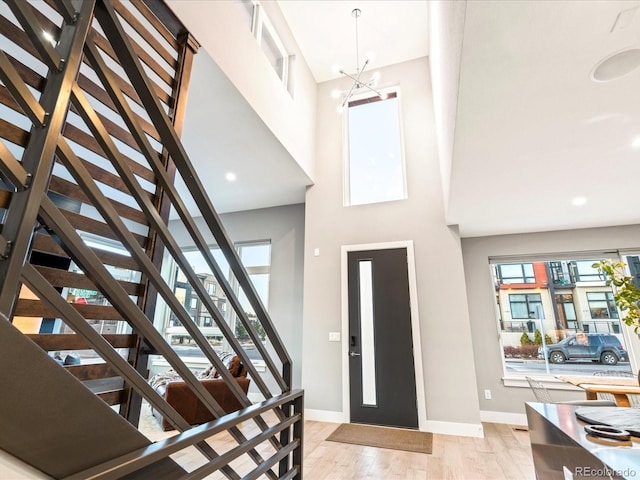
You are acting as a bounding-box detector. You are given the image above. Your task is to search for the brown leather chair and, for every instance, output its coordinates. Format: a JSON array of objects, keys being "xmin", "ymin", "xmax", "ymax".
[
  {"xmin": 153, "ymin": 376, "xmax": 250, "ymax": 431},
  {"xmin": 151, "ymin": 355, "xmax": 250, "ymax": 431}
]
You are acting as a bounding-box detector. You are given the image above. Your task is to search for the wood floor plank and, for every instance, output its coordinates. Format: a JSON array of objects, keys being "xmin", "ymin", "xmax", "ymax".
[{"xmin": 136, "ymin": 402, "xmax": 535, "ymax": 479}]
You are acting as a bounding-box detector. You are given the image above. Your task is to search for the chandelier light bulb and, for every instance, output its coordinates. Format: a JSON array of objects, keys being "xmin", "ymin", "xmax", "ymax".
[
  {"xmin": 331, "ymin": 89, "xmax": 341, "ymax": 99},
  {"xmin": 332, "ymin": 64, "xmax": 342, "ymax": 75},
  {"xmin": 334, "ymin": 8, "xmax": 387, "ymax": 107}
]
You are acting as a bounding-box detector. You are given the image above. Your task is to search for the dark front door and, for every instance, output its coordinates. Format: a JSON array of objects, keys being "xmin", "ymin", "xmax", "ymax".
[{"xmin": 348, "ymin": 248, "xmax": 418, "ymax": 429}]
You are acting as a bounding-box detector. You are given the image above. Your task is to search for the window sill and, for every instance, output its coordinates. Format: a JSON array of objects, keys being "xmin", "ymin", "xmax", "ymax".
[{"xmin": 502, "ymin": 375, "xmax": 582, "ymax": 391}]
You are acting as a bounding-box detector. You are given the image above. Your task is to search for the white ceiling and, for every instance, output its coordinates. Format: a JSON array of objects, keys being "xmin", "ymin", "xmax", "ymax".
[
  {"xmin": 448, "ymin": 0, "xmax": 640, "ymax": 237},
  {"xmin": 277, "ymin": 0, "xmax": 429, "ymax": 83},
  {"xmin": 174, "ymin": 0, "xmax": 640, "ymax": 238},
  {"xmin": 175, "ymin": 47, "xmax": 311, "ymax": 218}
]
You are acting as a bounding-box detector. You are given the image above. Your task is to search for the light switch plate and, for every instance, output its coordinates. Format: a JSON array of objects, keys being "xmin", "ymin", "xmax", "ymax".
[{"xmin": 329, "ymin": 332, "xmax": 340, "ymax": 342}]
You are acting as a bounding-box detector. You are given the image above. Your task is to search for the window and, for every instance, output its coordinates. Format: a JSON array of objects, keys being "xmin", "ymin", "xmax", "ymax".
[
  {"xmin": 555, "ymin": 293, "xmax": 577, "ymax": 329},
  {"xmin": 572, "ymin": 260, "xmax": 602, "ymax": 282},
  {"xmin": 492, "ymin": 256, "xmax": 631, "ymax": 378},
  {"xmin": 164, "ymin": 241, "xmax": 271, "ymax": 357},
  {"xmin": 549, "ymin": 261, "xmax": 572, "ymax": 285},
  {"xmin": 587, "ymin": 292, "xmax": 618, "ymax": 319},
  {"xmin": 509, "ymin": 294, "xmax": 542, "ymax": 319},
  {"xmin": 346, "ymin": 91, "xmax": 406, "ymax": 206},
  {"xmin": 241, "ymin": 1, "xmax": 289, "ymax": 89},
  {"xmin": 497, "ymin": 263, "xmax": 535, "ymax": 284}
]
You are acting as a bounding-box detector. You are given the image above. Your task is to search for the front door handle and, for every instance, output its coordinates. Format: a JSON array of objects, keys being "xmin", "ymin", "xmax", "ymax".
[{"xmin": 349, "ymin": 352, "xmax": 360, "ymax": 357}]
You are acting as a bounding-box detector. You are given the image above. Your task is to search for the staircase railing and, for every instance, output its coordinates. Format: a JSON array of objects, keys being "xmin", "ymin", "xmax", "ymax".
[{"xmin": 0, "ymin": 0, "xmax": 302, "ymax": 478}]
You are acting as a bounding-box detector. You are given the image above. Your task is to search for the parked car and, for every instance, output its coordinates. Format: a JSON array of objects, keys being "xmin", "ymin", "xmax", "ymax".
[{"xmin": 537, "ymin": 333, "xmax": 628, "ymax": 365}]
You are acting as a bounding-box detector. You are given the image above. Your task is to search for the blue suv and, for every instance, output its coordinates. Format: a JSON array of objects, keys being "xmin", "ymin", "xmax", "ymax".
[{"xmin": 538, "ymin": 333, "xmax": 628, "ymax": 365}]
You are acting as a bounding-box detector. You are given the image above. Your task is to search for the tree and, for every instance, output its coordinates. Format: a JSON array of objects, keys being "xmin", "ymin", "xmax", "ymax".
[{"xmin": 520, "ymin": 332, "xmax": 533, "ymax": 345}]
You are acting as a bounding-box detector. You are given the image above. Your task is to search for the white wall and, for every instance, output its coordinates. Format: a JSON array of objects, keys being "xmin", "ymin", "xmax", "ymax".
[
  {"xmin": 428, "ymin": 0, "xmax": 467, "ymax": 219},
  {"xmin": 167, "ymin": 0, "xmax": 317, "ymax": 180},
  {"xmin": 168, "ymin": 204, "xmax": 305, "ymax": 389},
  {"xmin": 462, "ymin": 224, "xmax": 640, "ymax": 415},
  {"xmin": 302, "ymin": 57, "xmax": 482, "ymax": 434}
]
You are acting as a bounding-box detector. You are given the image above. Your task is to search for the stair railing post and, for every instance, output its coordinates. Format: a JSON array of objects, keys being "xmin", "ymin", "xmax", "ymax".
[{"xmin": 0, "ymin": 0, "xmax": 95, "ymax": 317}]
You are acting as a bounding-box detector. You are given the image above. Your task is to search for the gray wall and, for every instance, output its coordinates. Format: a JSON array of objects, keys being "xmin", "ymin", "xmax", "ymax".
[
  {"xmin": 168, "ymin": 203, "xmax": 305, "ymax": 388},
  {"xmin": 462, "ymin": 224, "xmax": 640, "ymax": 414},
  {"xmin": 302, "ymin": 57, "xmax": 482, "ymax": 427}
]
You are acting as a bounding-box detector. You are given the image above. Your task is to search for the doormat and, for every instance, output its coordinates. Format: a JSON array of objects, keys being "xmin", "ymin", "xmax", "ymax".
[{"xmin": 325, "ymin": 423, "xmax": 433, "ymax": 454}]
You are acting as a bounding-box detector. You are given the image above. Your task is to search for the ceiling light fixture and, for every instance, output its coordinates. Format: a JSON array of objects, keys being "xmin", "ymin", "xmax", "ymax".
[
  {"xmin": 591, "ymin": 48, "xmax": 640, "ymax": 82},
  {"xmin": 225, "ymin": 172, "xmax": 237, "ymax": 182},
  {"xmin": 631, "ymin": 137, "xmax": 640, "ymax": 148},
  {"xmin": 334, "ymin": 9, "xmax": 386, "ymax": 111},
  {"xmin": 572, "ymin": 196, "xmax": 587, "ymax": 206}
]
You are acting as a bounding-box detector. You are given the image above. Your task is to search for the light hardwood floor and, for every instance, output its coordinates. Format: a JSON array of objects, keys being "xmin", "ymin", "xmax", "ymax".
[{"xmin": 139, "ymin": 403, "xmax": 536, "ymax": 479}]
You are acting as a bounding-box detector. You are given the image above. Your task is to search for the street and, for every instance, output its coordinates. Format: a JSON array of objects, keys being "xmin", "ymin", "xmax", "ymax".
[{"xmin": 506, "ymin": 359, "xmax": 632, "ymax": 376}]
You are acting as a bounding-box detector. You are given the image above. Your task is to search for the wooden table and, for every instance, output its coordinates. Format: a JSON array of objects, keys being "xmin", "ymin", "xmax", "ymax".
[{"xmin": 557, "ymin": 375, "xmax": 640, "ymax": 407}]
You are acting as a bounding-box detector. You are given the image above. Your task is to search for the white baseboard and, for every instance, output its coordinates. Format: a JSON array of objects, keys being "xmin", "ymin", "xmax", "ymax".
[
  {"xmin": 480, "ymin": 410, "xmax": 528, "ymax": 427},
  {"xmin": 304, "ymin": 408, "xmax": 347, "ymax": 424},
  {"xmin": 0, "ymin": 449, "xmax": 49, "ymax": 479},
  {"xmin": 423, "ymin": 420, "xmax": 484, "ymax": 438}
]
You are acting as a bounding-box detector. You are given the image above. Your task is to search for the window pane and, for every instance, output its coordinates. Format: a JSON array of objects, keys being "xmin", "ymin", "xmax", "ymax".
[
  {"xmin": 510, "ymin": 302, "xmax": 529, "ymax": 319},
  {"xmin": 237, "ymin": 0, "xmax": 254, "ymax": 30},
  {"xmin": 358, "ymin": 260, "xmax": 377, "ymax": 406},
  {"xmin": 493, "ymin": 258, "xmax": 630, "ymax": 377},
  {"xmin": 574, "ymin": 261, "xmax": 601, "ymax": 281},
  {"xmin": 347, "ymin": 95, "xmax": 405, "ymax": 206},
  {"xmin": 239, "ymin": 243, "xmax": 271, "ymax": 267},
  {"xmin": 163, "ymin": 242, "xmax": 271, "ymax": 361},
  {"xmin": 260, "ymin": 23, "xmax": 284, "ymax": 80},
  {"xmin": 564, "ymin": 303, "xmax": 576, "ymax": 320}
]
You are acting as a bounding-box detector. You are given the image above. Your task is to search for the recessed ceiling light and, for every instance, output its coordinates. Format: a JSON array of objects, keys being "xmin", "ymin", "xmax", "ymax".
[
  {"xmin": 631, "ymin": 137, "xmax": 640, "ymax": 148},
  {"xmin": 591, "ymin": 48, "xmax": 640, "ymax": 82},
  {"xmin": 225, "ymin": 172, "xmax": 236, "ymax": 182},
  {"xmin": 572, "ymin": 196, "xmax": 587, "ymax": 206}
]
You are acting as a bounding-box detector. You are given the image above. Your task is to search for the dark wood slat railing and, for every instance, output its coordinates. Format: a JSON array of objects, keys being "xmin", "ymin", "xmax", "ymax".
[
  {"xmin": 48, "ymin": 176, "xmax": 149, "ymax": 226},
  {"xmin": 0, "ymin": 0, "xmax": 302, "ymax": 477},
  {"xmin": 113, "ymin": 0, "xmax": 177, "ymax": 66},
  {"xmin": 32, "ymin": 233, "xmax": 142, "ymax": 270},
  {"xmin": 33, "ymin": 266, "xmax": 144, "ymax": 295},
  {"xmin": 16, "ymin": 298, "xmax": 122, "ymax": 320},
  {"xmin": 27, "ymin": 333, "xmax": 138, "ymax": 350},
  {"xmin": 63, "ymin": 389, "xmax": 304, "ymax": 480},
  {"xmin": 65, "ymin": 362, "xmax": 120, "ymax": 381}
]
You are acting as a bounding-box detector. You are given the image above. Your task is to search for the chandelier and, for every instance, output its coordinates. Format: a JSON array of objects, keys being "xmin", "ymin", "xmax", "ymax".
[{"xmin": 333, "ymin": 8, "xmax": 386, "ymax": 110}]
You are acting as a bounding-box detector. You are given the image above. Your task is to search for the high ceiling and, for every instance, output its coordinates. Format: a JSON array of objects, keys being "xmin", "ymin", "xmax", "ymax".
[
  {"xmin": 277, "ymin": 1, "xmax": 429, "ymax": 83},
  {"xmin": 171, "ymin": 1, "xmax": 640, "ymax": 237},
  {"xmin": 447, "ymin": 0, "xmax": 640, "ymax": 237},
  {"xmin": 174, "ymin": 46, "xmax": 311, "ymax": 218}
]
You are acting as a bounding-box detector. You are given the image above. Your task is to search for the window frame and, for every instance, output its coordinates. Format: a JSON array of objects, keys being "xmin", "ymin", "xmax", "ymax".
[
  {"xmin": 496, "ymin": 263, "xmax": 536, "ymax": 284},
  {"xmin": 489, "ymin": 253, "xmax": 637, "ymax": 388},
  {"xmin": 342, "ymin": 87, "xmax": 407, "ymax": 207},
  {"xmin": 161, "ymin": 240, "xmax": 271, "ymax": 350},
  {"xmin": 508, "ymin": 293, "xmax": 543, "ymax": 319},
  {"xmin": 252, "ymin": 3, "xmax": 289, "ymax": 88}
]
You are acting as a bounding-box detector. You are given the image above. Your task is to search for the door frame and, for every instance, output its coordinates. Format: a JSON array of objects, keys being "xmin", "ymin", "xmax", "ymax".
[{"xmin": 340, "ymin": 240, "xmax": 427, "ymax": 431}]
